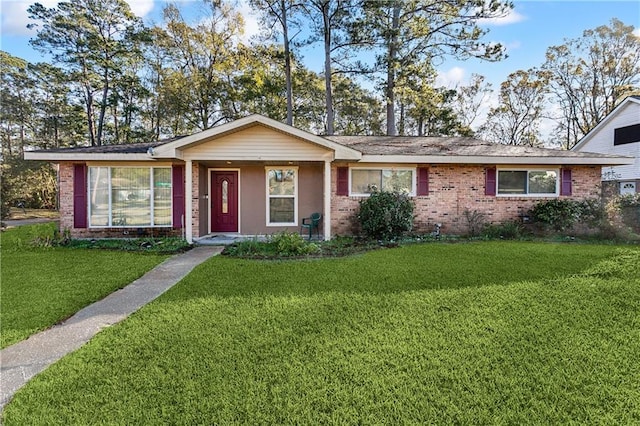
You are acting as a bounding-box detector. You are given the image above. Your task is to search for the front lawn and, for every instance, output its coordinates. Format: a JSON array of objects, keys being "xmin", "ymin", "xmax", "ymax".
[
  {"xmin": 3, "ymin": 242, "xmax": 640, "ymax": 423},
  {"xmin": 0, "ymin": 223, "xmax": 169, "ymax": 348}
]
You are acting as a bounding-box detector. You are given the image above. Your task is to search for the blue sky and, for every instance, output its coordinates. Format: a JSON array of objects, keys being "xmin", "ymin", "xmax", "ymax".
[{"xmin": 1, "ymin": 0, "xmax": 638, "ymax": 90}]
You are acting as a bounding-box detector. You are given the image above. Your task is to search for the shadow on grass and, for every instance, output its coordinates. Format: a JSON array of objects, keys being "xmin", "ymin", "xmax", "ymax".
[{"xmin": 163, "ymin": 242, "xmax": 634, "ymax": 302}]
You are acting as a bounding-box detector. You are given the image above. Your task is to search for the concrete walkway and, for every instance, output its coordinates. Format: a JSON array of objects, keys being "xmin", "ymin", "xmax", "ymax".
[{"xmin": 0, "ymin": 245, "xmax": 223, "ymax": 411}]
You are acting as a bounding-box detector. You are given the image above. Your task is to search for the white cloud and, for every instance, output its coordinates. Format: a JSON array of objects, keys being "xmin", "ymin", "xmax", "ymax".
[
  {"xmin": 1, "ymin": 0, "xmax": 59, "ymax": 36},
  {"xmin": 436, "ymin": 67, "xmax": 466, "ymax": 87},
  {"xmin": 125, "ymin": 0, "xmax": 155, "ymax": 18},
  {"xmin": 1, "ymin": 0, "xmax": 155, "ymax": 37},
  {"xmin": 478, "ymin": 9, "xmax": 526, "ymax": 26},
  {"xmin": 236, "ymin": 0, "xmax": 261, "ymax": 41}
]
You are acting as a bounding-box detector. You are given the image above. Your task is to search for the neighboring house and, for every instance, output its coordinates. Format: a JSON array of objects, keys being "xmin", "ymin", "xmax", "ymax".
[
  {"xmin": 25, "ymin": 114, "xmax": 632, "ymax": 242},
  {"xmin": 573, "ymin": 96, "xmax": 640, "ymax": 196}
]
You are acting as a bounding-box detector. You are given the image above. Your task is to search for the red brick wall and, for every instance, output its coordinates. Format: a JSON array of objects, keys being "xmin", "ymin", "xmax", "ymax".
[
  {"xmin": 331, "ymin": 164, "xmax": 602, "ymax": 236},
  {"xmin": 59, "ymin": 162, "xmax": 75, "ymax": 232},
  {"xmin": 59, "ymin": 161, "xmax": 602, "ymax": 238},
  {"xmin": 191, "ymin": 162, "xmax": 200, "ymax": 238}
]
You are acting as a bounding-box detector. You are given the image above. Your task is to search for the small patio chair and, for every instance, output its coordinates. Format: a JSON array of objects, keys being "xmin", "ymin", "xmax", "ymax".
[{"xmin": 300, "ymin": 212, "xmax": 322, "ymax": 240}]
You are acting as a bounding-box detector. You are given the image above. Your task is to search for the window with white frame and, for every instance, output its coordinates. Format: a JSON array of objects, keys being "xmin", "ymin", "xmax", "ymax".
[
  {"xmin": 266, "ymin": 168, "xmax": 297, "ymax": 225},
  {"xmin": 88, "ymin": 167, "xmax": 172, "ymax": 227},
  {"xmin": 350, "ymin": 168, "xmax": 415, "ymax": 196},
  {"xmin": 497, "ymin": 169, "xmax": 558, "ymax": 196},
  {"xmin": 620, "ymin": 181, "xmax": 637, "ymax": 195}
]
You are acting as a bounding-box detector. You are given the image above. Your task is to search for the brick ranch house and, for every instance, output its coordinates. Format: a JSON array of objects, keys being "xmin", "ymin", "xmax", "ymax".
[{"xmin": 25, "ymin": 114, "xmax": 633, "ymax": 243}]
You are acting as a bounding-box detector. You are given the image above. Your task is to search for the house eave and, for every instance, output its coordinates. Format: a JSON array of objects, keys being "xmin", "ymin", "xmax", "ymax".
[
  {"xmin": 358, "ymin": 154, "xmax": 634, "ymax": 166},
  {"xmin": 23, "ymin": 152, "xmax": 159, "ymax": 162},
  {"xmin": 573, "ymin": 96, "xmax": 640, "ymax": 151}
]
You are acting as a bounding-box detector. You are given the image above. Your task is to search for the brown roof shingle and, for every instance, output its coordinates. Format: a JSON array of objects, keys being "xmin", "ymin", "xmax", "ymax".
[{"xmin": 324, "ymin": 135, "xmax": 623, "ymax": 159}]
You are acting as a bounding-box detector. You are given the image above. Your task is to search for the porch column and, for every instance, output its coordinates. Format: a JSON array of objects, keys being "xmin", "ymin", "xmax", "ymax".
[
  {"xmin": 185, "ymin": 159, "xmax": 193, "ymax": 243},
  {"xmin": 323, "ymin": 160, "xmax": 331, "ymax": 240}
]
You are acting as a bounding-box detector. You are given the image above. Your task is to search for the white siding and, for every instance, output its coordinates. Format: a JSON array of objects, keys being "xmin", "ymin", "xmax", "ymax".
[
  {"xmin": 577, "ymin": 102, "xmax": 640, "ymax": 181},
  {"xmin": 182, "ymin": 125, "xmax": 333, "ymax": 161}
]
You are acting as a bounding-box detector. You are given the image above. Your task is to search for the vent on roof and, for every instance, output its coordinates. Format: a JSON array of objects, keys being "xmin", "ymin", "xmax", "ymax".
[{"xmin": 614, "ymin": 124, "xmax": 640, "ymax": 146}]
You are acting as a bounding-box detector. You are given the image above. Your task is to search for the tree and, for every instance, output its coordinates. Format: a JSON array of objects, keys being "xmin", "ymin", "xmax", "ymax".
[
  {"xmin": 353, "ymin": 0, "xmax": 512, "ymax": 135},
  {"xmin": 30, "ymin": 62, "xmax": 87, "ymax": 148},
  {"xmin": 479, "ymin": 69, "xmax": 547, "ymax": 146},
  {"xmin": 160, "ymin": 1, "xmax": 246, "ymax": 132},
  {"xmin": 332, "ymin": 74, "xmax": 384, "ymax": 135},
  {"xmin": 452, "ymin": 73, "xmax": 493, "ymax": 133},
  {"xmin": 251, "ymin": 0, "xmax": 306, "ymax": 126},
  {"xmin": 302, "ymin": 0, "xmax": 359, "ymax": 134},
  {"xmin": 28, "ymin": 0, "xmax": 145, "ymax": 146},
  {"xmin": 542, "ymin": 18, "xmax": 640, "ymax": 149},
  {"xmin": 234, "ymin": 45, "xmax": 289, "ymax": 123},
  {"xmin": 0, "ymin": 51, "xmax": 34, "ymax": 156}
]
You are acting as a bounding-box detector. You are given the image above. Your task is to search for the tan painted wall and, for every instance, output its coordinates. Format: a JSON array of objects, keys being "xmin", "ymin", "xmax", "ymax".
[
  {"xmin": 194, "ymin": 164, "xmax": 324, "ymax": 235},
  {"xmin": 331, "ymin": 163, "xmax": 603, "ymax": 236},
  {"xmin": 182, "ymin": 125, "xmax": 333, "ymax": 161}
]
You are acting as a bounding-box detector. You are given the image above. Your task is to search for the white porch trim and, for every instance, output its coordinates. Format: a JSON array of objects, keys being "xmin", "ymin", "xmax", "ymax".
[
  {"xmin": 324, "ymin": 160, "xmax": 331, "ymax": 240},
  {"xmin": 185, "ymin": 160, "xmax": 193, "ymax": 243}
]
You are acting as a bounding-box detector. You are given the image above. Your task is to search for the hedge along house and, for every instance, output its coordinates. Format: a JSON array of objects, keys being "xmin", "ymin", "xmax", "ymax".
[{"xmin": 25, "ymin": 114, "xmax": 633, "ymax": 243}]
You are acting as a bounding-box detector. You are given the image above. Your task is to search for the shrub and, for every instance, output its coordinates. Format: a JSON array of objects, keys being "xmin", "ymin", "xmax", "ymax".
[
  {"xmin": 268, "ymin": 231, "xmax": 320, "ymax": 256},
  {"xmin": 529, "ymin": 199, "xmax": 605, "ymax": 232},
  {"xmin": 482, "ymin": 220, "xmax": 525, "ymax": 240},
  {"xmin": 31, "ymin": 228, "xmax": 71, "ymax": 248},
  {"xmin": 530, "ymin": 199, "xmax": 581, "ymax": 231},
  {"xmin": 462, "ymin": 209, "xmax": 486, "ymax": 237},
  {"xmin": 223, "ymin": 237, "xmax": 267, "ymax": 257},
  {"xmin": 357, "ymin": 191, "xmax": 414, "ymax": 241},
  {"xmin": 605, "ymin": 194, "xmax": 640, "ymax": 236}
]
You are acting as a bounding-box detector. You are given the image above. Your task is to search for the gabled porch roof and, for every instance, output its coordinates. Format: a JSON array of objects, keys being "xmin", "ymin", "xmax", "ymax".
[{"xmin": 151, "ymin": 114, "xmax": 362, "ymax": 161}]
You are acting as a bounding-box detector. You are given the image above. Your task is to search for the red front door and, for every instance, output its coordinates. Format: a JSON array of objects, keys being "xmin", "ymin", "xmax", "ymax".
[{"xmin": 211, "ymin": 171, "xmax": 238, "ymax": 233}]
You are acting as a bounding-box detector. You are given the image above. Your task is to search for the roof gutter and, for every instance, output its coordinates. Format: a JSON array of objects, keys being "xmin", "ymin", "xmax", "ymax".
[{"xmin": 358, "ymin": 154, "xmax": 634, "ymax": 166}]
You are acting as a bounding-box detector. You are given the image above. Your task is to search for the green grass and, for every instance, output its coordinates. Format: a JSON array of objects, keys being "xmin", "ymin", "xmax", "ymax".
[
  {"xmin": 0, "ymin": 223, "xmax": 168, "ymax": 348},
  {"xmin": 4, "ymin": 242, "xmax": 640, "ymax": 424}
]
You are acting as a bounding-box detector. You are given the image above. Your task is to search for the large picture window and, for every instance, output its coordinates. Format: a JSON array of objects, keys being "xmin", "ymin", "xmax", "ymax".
[
  {"xmin": 497, "ymin": 169, "xmax": 558, "ymax": 196},
  {"xmin": 88, "ymin": 167, "xmax": 172, "ymax": 227},
  {"xmin": 266, "ymin": 168, "xmax": 297, "ymax": 225},
  {"xmin": 350, "ymin": 168, "xmax": 415, "ymax": 196}
]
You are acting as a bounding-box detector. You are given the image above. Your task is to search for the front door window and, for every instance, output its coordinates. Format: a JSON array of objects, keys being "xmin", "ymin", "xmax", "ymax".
[{"xmin": 222, "ymin": 180, "xmax": 229, "ymax": 214}]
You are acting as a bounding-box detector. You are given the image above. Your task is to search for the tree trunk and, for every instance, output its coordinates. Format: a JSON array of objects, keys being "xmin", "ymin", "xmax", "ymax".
[
  {"xmin": 398, "ymin": 101, "xmax": 405, "ymax": 135},
  {"xmin": 54, "ymin": 115, "xmax": 59, "ymax": 148},
  {"xmin": 323, "ymin": 1, "xmax": 334, "ymax": 135},
  {"xmin": 282, "ymin": 0, "xmax": 293, "ymax": 126},
  {"xmin": 385, "ymin": 5, "xmax": 400, "ymax": 136},
  {"xmin": 96, "ymin": 72, "xmax": 110, "ymax": 146},
  {"xmin": 112, "ymin": 103, "xmax": 119, "ymax": 143}
]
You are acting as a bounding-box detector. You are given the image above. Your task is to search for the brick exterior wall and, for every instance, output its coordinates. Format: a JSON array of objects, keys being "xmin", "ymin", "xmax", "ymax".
[
  {"xmin": 59, "ymin": 161, "xmax": 602, "ymax": 239},
  {"xmin": 331, "ymin": 164, "xmax": 602, "ymax": 236},
  {"xmin": 59, "ymin": 162, "xmax": 74, "ymax": 232},
  {"xmin": 191, "ymin": 162, "xmax": 200, "ymax": 239}
]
